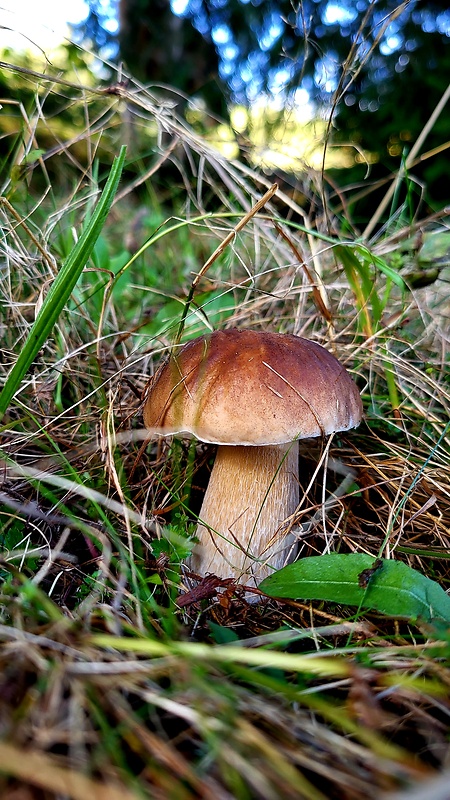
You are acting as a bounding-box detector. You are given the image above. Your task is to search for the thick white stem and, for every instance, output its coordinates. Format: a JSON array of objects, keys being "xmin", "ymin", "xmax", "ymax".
[{"xmin": 190, "ymin": 442, "xmax": 299, "ymax": 586}]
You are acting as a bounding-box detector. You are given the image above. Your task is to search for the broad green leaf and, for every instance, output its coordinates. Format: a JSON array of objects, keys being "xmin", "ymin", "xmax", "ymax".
[
  {"xmin": 259, "ymin": 554, "xmax": 450, "ymax": 624},
  {"xmin": 0, "ymin": 146, "xmax": 127, "ymax": 420}
]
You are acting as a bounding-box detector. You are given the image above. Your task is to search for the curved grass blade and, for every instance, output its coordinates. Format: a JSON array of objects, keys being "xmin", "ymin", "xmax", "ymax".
[
  {"xmin": 355, "ymin": 245, "xmax": 406, "ymax": 289},
  {"xmin": 0, "ymin": 146, "xmax": 127, "ymax": 420},
  {"xmin": 260, "ymin": 554, "xmax": 450, "ymax": 624}
]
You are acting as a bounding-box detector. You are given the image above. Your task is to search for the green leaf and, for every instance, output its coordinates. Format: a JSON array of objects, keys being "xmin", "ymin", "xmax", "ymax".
[
  {"xmin": 0, "ymin": 146, "xmax": 127, "ymax": 420},
  {"xmin": 208, "ymin": 621, "xmax": 240, "ymax": 645},
  {"xmin": 22, "ymin": 149, "xmax": 46, "ymax": 165},
  {"xmin": 259, "ymin": 554, "xmax": 450, "ymax": 624}
]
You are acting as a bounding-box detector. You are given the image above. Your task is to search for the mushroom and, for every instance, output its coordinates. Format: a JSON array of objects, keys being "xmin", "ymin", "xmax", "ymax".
[{"xmin": 144, "ymin": 329, "xmax": 362, "ymax": 586}]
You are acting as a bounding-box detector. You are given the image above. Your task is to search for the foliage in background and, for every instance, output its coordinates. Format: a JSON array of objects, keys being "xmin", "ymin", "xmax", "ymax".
[{"xmin": 75, "ymin": 0, "xmax": 450, "ymax": 216}]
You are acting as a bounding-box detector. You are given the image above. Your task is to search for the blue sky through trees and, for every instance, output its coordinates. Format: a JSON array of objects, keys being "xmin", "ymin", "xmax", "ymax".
[{"xmin": 4, "ymin": 0, "xmax": 449, "ymax": 113}]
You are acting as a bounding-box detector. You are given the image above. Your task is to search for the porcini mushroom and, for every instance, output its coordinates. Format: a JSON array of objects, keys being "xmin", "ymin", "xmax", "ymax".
[{"xmin": 144, "ymin": 329, "xmax": 362, "ymax": 586}]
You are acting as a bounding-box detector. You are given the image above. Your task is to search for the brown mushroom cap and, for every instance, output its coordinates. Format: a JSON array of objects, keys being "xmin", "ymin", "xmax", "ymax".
[{"xmin": 144, "ymin": 329, "xmax": 363, "ymax": 445}]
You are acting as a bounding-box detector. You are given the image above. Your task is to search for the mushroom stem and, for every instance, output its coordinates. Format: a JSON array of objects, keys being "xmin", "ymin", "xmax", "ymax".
[{"xmin": 191, "ymin": 442, "xmax": 299, "ymax": 585}]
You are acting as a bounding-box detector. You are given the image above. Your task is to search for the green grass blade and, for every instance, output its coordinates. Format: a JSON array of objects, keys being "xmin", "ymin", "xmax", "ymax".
[
  {"xmin": 334, "ymin": 244, "xmax": 383, "ymax": 334},
  {"xmin": 0, "ymin": 146, "xmax": 127, "ymax": 420},
  {"xmin": 356, "ymin": 246, "xmax": 406, "ymax": 289}
]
